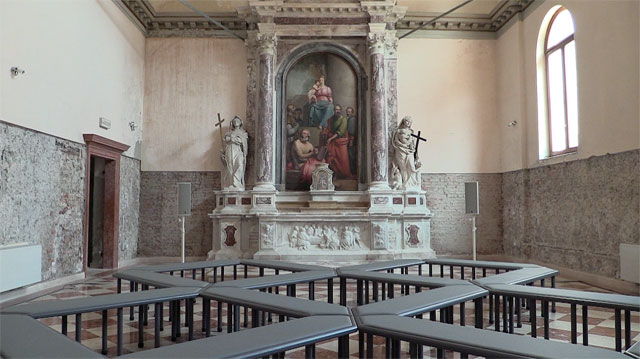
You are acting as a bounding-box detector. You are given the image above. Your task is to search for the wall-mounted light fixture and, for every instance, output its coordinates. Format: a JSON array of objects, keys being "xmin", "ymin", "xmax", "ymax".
[
  {"xmin": 129, "ymin": 121, "xmax": 137, "ymax": 131},
  {"xmin": 10, "ymin": 67, "xmax": 25, "ymax": 78}
]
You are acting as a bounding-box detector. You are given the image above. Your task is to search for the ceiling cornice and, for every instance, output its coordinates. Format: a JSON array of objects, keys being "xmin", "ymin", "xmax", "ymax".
[{"xmin": 114, "ymin": 0, "xmax": 535, "ymax": 38}]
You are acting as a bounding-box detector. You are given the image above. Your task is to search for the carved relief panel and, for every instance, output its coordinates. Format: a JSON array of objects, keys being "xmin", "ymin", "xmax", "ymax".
[
  {"xmin": 260, "ymin": 221, "xmax": 276, "ymax": 250},
  {"xmin": 370, "ymin": 221, "xmax": 388, "ymax": 250},
  {"xmin": 286, "ymin": 223, "xmax": 366, "ymax": 251}
]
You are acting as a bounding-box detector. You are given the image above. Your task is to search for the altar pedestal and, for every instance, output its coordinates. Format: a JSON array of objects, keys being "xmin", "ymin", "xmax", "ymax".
[{"xmin": 208, "ymin": 190, "xmax": 434, "ymax": 261}]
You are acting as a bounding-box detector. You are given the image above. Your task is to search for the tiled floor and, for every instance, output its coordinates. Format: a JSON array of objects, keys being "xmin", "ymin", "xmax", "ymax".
[{"xmin": 20, "ymin": 263, "xmax": 640, "ymax": 358}]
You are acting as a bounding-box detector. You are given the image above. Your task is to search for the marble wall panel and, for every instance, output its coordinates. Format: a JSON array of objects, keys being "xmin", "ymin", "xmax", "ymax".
[
  {"xmin": 138, "ymin": 171, "xmax": 220, "ymax": 257},
  {"xmin": 502, "ymin": 150, "xmax": 640, "ymax": 278},
  {"xmin": 0, "ymin": 121, "xmax": 85, "ymax": 281},
  {"xmin": 118, "ymin": 156, "xmax": 141, "ymax": 261},
  {"xmin": 422, "ymin": 173, "xmax": 503, "ymax": 255}
]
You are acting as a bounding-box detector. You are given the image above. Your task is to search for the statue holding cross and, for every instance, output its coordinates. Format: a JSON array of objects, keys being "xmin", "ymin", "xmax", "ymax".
[
  {"xmin": 215, "ymin": 113, "xmax": 248, "ymax": 190},
  {"xmin": 391, "ymin": 116, "xmax": 425, "ymax": 190}
]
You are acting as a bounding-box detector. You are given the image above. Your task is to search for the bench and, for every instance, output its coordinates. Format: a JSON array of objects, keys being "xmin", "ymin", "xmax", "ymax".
[
  {"xmin": 353, "ymin": 285, "xmax": 487, "ymax": 321},
  {"xmin": 340, "ymin": 269, "xmax": 471, "ymax": 305},
  {"xmin": 337, "ymin": 259, "xmax": 424, "ymax": 274},
  {"xmin": 212, "ymin": 269, "xmax": 335, "ymax": 296},
  {"xmin": 119, "ymin": 315, "xmax": 357, "ymax": 359},
  {"xmin": 114, "ymin": 269, "xmax": 211, "ymax": 290},
  {"xmin": 337, "ymin": 260, "xmax": 425, "ymax": 305},
  {"xmin": 3, "ymin": 286, "xmax": 202, "ymax": 355},
  {"xmin": 626, "ymin": 341, "xmax": 640, "ymax": 359},
  {"xmin": 200, "ymin": 286, "xmax": 349, "ymax": 335},
  {"xmin": 357, "ymin": 314, "xmax": 629, "ymax": 359},
  {"xmin": 113, "ymin": 269, "xmax": 211, "ymax": 327},
  {"xmin": 136, "ymin": 259, "xmax": 241, "ymax": 281},
  {"xmin": 241, "ymin": 259, "xmax": 331, "ymax": 273},
  {"xmin": 425, "ymin": 258, "xmax": 540, "ymax": 279},
  {"xmin": 473, "ymin": 266, "xmax": 560, "ymax": 328},
  {"xmin": 473, "ymin": 267, "xmax": 558, "ymax": 286},
  {"xmin": 487, "ymin": 283, "xmax": 640, "ymax": 351},
  {"xmin": 211, "ymin": 270, "xmax": 337, "ymax": 330},
  {"xmin": 0, "ymin": 314, "xmax": 103, "ymax": 359},
  {"xmin": 352, "ymin": 284, "xmax": 488, "ymax": 358}
]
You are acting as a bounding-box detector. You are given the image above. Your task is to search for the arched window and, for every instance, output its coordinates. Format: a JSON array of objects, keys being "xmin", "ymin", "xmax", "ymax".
[{"xmin": 537, "ymin": 6, "xmax": 578, "ymax": 157}]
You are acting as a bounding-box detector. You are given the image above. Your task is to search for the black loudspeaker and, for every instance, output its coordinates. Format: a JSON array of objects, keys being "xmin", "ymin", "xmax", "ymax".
[
  {"xmin": 464, "ymin": 182, "xmax": 479, "ymax": 214},
  {"xmin": 177, "ymin": 182, "xmax": 191, "ymax": 216}
]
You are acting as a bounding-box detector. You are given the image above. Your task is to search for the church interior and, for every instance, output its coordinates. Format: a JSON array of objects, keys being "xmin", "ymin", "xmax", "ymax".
[{"xmin": 1, "ymin": 0, "xmax": 639, "ymax": 358}]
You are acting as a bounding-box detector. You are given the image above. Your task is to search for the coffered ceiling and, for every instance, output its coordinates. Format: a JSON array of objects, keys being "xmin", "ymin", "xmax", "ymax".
[{"xmin": 115, "ymin": 0, "xmax": 534, "ymax": 37}]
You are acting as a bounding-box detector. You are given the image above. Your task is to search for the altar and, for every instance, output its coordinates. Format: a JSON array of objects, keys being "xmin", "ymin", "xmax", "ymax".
[
  {"xmin": 208, "ymin": 189, "xmax": 433, "ymax": 260},
  {"xmin": 207, "ymin": 0, "xmax": 435, "ymax": 261}
]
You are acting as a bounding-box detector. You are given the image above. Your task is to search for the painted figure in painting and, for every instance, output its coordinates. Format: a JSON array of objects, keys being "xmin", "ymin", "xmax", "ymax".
[
  {"xmin": 291, "ymin": 129, "xmax": 323, "ymax": 184},
  {"xmin": 221, "ymin": 116, "xmax": 248, "ymax": 190},
  {"xmin": 391, "ymin": 116, "xmax": 422, "ymax": 190},
  {"xmin": 326, "ymin": 105, "xmax": 354, "ymax": 178},
  {"xmin": 308, "ymin": 76, "xmax": 334, "ymax": 128},
  {"xmin": 346, "ymin": 107, "xmax": 357, "ymax": 176}
]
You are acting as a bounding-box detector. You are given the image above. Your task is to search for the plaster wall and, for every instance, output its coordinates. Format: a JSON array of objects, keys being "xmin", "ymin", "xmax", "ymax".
[
  {"xmin": 496, "ymin": 18, "xmax": 527, "ymax": 172},
  {"xmin": 397, "ymin": 38, "xmax": 499, "ymax": 173},
  {"xmin": 498, "ymin": 0, "xmax": 639, "ymax": 169},
  {"xmin": 0, "ymin": 0, "xmax": 145, "ymax": 159},
  {"xmin": 142, "ymin": 38, "xmax": 247, "ymax": 171}
]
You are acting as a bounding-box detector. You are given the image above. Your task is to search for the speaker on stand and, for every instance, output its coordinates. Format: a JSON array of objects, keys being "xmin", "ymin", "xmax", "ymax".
[
  {"xmin": 177, "ymin": 182, "xmax": 192, "ymax": 263},
  {"xmin": 464, "ymin": 182, "xmax": 479, "ymax": 261}
]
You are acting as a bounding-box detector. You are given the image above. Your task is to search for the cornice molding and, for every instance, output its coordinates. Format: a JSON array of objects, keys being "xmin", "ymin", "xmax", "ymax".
[{"xmin": 114, "ymin": 0, "xmax": 535, "ymax": 38}]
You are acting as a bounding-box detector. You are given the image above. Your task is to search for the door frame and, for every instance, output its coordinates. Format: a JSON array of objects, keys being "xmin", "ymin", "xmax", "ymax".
[{"xmin": 83, "ymin": 134, "xmax": 129, "ymax": 271}]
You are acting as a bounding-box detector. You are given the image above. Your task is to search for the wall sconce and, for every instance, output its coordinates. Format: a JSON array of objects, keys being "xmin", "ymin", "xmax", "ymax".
[
  {"xmin": 10, "ymin": 67, "xmax": 25, "ymax": 78},
  {"xmin": 507, "ymin": 120, "xmax": 518, "ymax": 127},
  {"xmin": 129, "ymin": 121, "xmax": 137, "ymax": 131}
]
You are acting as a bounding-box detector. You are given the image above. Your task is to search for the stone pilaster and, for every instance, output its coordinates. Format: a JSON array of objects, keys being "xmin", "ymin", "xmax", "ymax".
[
  {"xmin": 368, "ymin": 24, "xmax": 390, "ymax": 191},
  {"xmin": 385, "ymin": 30, "xmax": 399, "ymax": 140},
  {"xmin": 254, "ymin": 26, "xmax": 277, "ymax": 191},
  {"xmin": 244, "ymin": 31, "xmax": 259, "ymax": 189}
]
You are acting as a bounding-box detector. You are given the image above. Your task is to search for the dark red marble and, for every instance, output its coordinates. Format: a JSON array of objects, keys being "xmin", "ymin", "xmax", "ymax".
[
  {"xmin": 257, "ymin": 52, "xmax": 275, "ymax": 184},
  {"xmin": 370, "ymin": 52, "xmax": 387, "ymax": 183}
]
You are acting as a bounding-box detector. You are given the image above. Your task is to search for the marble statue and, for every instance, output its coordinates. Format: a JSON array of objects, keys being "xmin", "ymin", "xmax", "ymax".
[
  {"xmin": 391, "ymin": 116, "xmax": 422, "ymax": 190},
  {"xmin": 221, "ymin": 116, "xmax": 248, "ymax": 190}
]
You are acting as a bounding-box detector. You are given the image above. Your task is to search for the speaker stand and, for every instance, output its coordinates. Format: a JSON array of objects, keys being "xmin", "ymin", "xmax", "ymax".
[
  {"xmin": 471, "ymin": 215, "xmax": 477, "ymax": 261},
  {"xmin": 180, "ymin": 216, "xmax": 186, "ymax": 263}
]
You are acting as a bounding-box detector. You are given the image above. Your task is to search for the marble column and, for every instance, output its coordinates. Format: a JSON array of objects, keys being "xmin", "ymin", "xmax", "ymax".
[
  {"xmin": 385, "ymin": 31, "xmax": 399, "ymax": 139},
  {"xmin": 368, "ymin": 28, "xmax": 390, "ymax": 190},
  {"xmin": 254, "ymin": 31, "xmax": 277, "ymax": 191}
]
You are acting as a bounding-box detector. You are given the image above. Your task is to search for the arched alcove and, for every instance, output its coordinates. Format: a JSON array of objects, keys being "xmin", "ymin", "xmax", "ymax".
[{"xmin": 275, "ymin": 43, "xmax": 367, "ymax": 191}]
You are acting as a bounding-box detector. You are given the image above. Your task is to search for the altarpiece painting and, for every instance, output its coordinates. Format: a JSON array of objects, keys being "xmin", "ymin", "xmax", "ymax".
[{"xmin": 284, "ymin": 53, "xmax": 358, "ymax": 191}]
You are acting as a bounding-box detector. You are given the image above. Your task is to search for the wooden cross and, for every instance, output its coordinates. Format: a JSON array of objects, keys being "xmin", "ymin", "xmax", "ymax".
[
  {"xmin": 411, "ymin": 130, "xmax": 427, "ymax": 160},
  {"xmin": 214, "ymin": 113, "xmax": 225, "ymax": 144}
]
